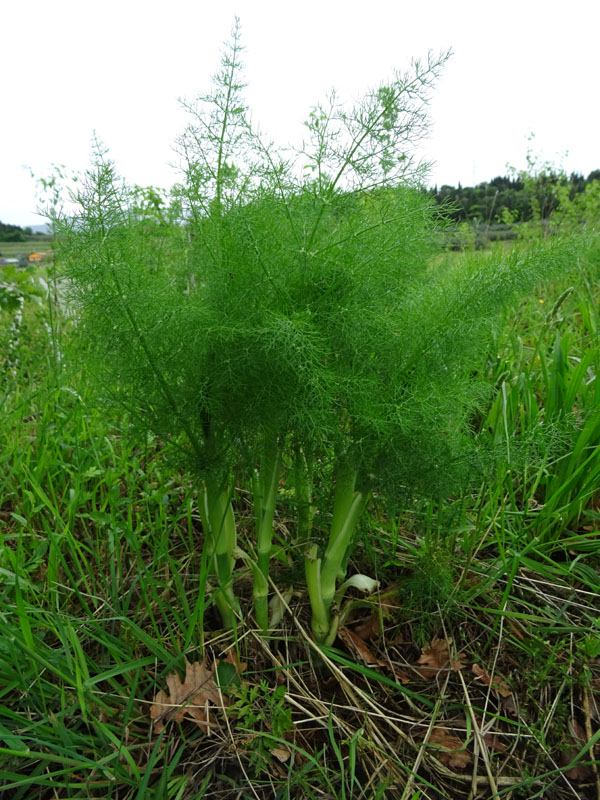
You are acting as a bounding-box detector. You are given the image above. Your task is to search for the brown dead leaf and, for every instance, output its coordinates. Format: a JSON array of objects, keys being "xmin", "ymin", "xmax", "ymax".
[
  {"xmin": 559, "ymin": 735, "xmax": 594, "ymax": 782},
  {"xmin": 392, "ymin": 668, "xmax": 412, "ymax": 684},
  {"xmin": 353, "ymin": 614, "xmax": 382, "ymax": 641},
  {"xmin": 390, "ymin": 629, "xmax": 405, "ymax": 646},
  {"xmin": 270, "ymin": 747, "xmax": 291, "ymax": 763},
  {"xmin": 428, "ymin": 726, "xmax": 472, "ymax": 770},
  {"xmin": 563, "ymin": 761, "xmax": 593, "ymax": 781},
  {"xmin": 482, "ymin": 732, "xmax": 507, "ymax": 753},
  {"xmin": 339, "ymin": 627, "xmax": 389, "ymax": 669},
  {"xmin": 472, "ymin": 663, "xmax": 512, "ymax": 697},
  {"xmin": 222, "ymin": 649, "xmax": 248, "ymax": 675},
  {"xmin": 416, "ymin": 637, "xmax": 465, "ymax": 679},
  {"xmin": 501, "ymin": 693, "xmax": 517, "ymax": 717},
  {"xmin": 564, "ymin": 716, "xmax": 597, "ymax": 780},
  {"xmin": 353, "ymin": 592, "xmax": 402, "ymax": 641},
  {"xmin": 560, "ymin": 719, "xmax": 590, "ymax": 779},
  {"xmin": 149, "ymin": 658, "xmax": 228, "ymax": 733},
  {"xmin": 337, "ymin": 627, "xmax": 411, "ymax": 682}
]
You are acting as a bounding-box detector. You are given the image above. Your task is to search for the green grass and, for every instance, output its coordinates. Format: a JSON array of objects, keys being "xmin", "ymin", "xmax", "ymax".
[
  {"xmin": 1, "ymin": 231, "xmax": 599, "ymax": 798},
  {"xmin": 0, "ymin": 240, "xmax": 51, "ymax": 259}
]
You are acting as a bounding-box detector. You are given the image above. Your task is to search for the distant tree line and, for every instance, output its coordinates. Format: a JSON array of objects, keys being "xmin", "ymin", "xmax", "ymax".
[
  {"xmin": 431, "ymin": 169, "xmax": 600, "ymax": 224},
  {"xmin": 0, "ymin": 222, "xmax": 38, "ymax": 242},
  {"xmin": 3, "ymin": 167, "xmax": 598, "ymax": 244}
]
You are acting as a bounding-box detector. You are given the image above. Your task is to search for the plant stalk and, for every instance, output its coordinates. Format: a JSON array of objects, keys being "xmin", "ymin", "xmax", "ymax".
[
  {"xmin": 200, "ymin": 475, "xmax": 239, "ymax": 629},
  {"xmin": 305, "ymin": 544, "xmax": 330, "ymax": 642},
  {"xmin": 253, "ymin": 436, "xmax": 282, "ymax": 630},
  {"xmin": 293, "ymin": 442, "xmax": 314, "ymax": 543},
  {"xmin": 320, "ymin": 460, "xmax": 366, "ymax": 614},
  {"xmin": 305, "ymin": 457, "xmax": 368, "ymax": 643}
]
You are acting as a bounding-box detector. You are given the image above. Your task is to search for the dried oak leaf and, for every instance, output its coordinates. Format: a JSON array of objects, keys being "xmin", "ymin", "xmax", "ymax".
[
  {"xmin": 149, "ymin": 658, "xmax": 227, "ymax": 733},
  {"xmin": 221, "ymin": 648, "xmax": 248, "ymax": 675},
  {"xmin": 428, "ymin": 726, "xmax": 472, "ymax": 770},
  {"xmin": 338, "ymin": 627, "xmax": 411, "ymax": 682},
  {"xmin": 353, "ymin": 614, "xmax": 382, "ymax": 642},
  {"xmin": 563, "ymin": 760, "xmax": 593, "ymax": 781},
  {"xmin": 339, "ymin": 627, "xmax": 389, "ymax": 669},
  {"xmin": 270, "ymin": 747, "xmax": 291, "ymax": 763},
  {"xmin": 482, "ymin": 732, "xmax": 507, "ymax": 753},
  {"xmin": 562, "ymin": 716, "xmax": 595, "ymax": 779},
  {"xmin": 472, "ymin": 663, "xmax": 512, "ymax": 697},
  {"xmin": 353, "ymin": 592, "xmax": 402, "ymax": 641},
  {"xmin": 416, "ymin": 637, "xmax": 465, "ymax": 679},
  {"xmin": 501, "ymin": 693, "xmax": 517, "ymax": 717},
  {"xmin": 559, "ymin": 724, "xmax": 594, "ymax": 783}
]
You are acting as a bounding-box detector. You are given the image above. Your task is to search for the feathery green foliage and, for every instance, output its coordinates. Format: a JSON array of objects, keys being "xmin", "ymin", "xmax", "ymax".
[{"xmin": 51, "ymin": 21, "xmax": 583, "ymax": 642}]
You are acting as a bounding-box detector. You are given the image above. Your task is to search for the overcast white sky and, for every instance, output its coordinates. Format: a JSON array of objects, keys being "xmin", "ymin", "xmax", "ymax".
[{"xmin": 2, "ymin": 0, "xmax": 598, "ymax": 227}]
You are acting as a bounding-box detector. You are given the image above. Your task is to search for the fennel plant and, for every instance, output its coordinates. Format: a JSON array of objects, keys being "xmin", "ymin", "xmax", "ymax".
[{"xmin": 52, "ymin": 21, "xmax": 578, "ymax": 643}]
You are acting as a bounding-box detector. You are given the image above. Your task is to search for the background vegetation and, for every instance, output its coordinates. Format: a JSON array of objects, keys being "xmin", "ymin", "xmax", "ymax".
[
  {"xmin": 0, "ymin": 223, "xmax": 49, "ymax": 243},
  {"xmin": 432, "ymin": 167, "xmax": 600, "ymax": 225}
]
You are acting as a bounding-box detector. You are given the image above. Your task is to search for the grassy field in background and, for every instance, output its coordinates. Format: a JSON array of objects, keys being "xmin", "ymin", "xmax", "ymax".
[
  {"xmin": 1, "ymin": 235, "xmax": 600, "ymax": 799},
  {"xmin": 0, "ymin": 240, "xmax": 52, "ymax": 259}
]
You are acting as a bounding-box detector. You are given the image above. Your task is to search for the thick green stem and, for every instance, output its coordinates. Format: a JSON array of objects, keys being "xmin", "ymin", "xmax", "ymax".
[
  {"xmin": 199, "ymin": 476, "xmax": 240, "ymax": 629},
  {"xmin": 320, "ymin": 490, "xmax": 366, "ymax": 613},
  {"xmin": 293, "ymin": 442, "xmax": 314, "ymax": 543},
  {"xmin": 234, "ymin": 545, "xmax": 269, "ymax": 630},
  {"xmin": 319, "ymin": 459, "xmax": 367, "ymax": 614},
  {"xmin": 305, "ymin": 544, "xmax": 330, "ymax": 642},
  {"xmin": 253, "ymin": 436, "xmax": 282, "ymax": 630},
  {"xmin": 329, "ymin": 459, "xmax": 360, "ymax": 546},
  {"xmin": 304, "ymin": 457, "xmax": 369, "ymax": 643}
]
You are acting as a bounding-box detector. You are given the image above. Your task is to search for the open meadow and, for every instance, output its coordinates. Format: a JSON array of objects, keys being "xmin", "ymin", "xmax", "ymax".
[{"xmin": 1, "ymin": 30, "xmax": 600, "ymax": 800}]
